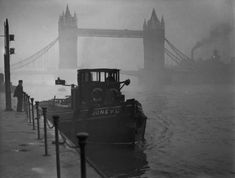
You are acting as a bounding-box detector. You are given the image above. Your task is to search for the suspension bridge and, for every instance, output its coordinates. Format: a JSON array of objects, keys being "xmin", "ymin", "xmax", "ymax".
[{"xmin": 10, "ymin": 7, "xmax": 194, "ymax": 79}]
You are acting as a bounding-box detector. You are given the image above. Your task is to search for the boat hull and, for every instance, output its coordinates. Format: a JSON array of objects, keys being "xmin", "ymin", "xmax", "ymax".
[{"xmin": 43, "ymin": 100, "xmax": 147, "ymax": 145}]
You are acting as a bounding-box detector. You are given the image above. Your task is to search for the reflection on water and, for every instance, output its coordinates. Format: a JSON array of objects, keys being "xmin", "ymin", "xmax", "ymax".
[
  {"xmin": 127, "ymin": 84, "xmax": 235, "ymax": 178},
  {"xmin": 86, "ymin": 145, "xmax": 148, "ymax": 177}
]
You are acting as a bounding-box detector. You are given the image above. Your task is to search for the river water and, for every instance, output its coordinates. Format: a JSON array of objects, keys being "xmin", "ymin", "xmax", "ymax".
[
  {"xmin": 120, "ymin": 84, "xmax": 235, "ymax": 178},
  {"xmin": 23, "ymin": 83, "xmax": 235, "ymax": 177}
]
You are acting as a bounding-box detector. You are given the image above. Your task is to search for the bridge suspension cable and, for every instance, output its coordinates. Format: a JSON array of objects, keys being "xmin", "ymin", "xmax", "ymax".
[
  {"xmin": 10, "ymin": 35, "xmax": 193, "ymax": 71},
  {"xmin": 165, "ymin": 38, "xmax": 194, "ymax": 65},
  {"xmin": 165, "ymin": 47, "xmax": 194, "ymax": 70},
  {"xmin": 164, "ymin": 48, "xmax": 181, "ymax": 65},
  {"xmin": 11, "ymin": 37, "xmax": 58, "ymax": 70}
]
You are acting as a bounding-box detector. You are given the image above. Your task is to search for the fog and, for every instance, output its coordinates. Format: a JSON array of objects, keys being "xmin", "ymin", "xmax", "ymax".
[
  {"xmin": 1, "ymin": 1, "xmax": 235, "ymax": 177},
  {"xmin": 0, "ymin": 0, "xmax": 234, "ymax": 73},
  {"xmin": 0, "ymin": 0, "xmax": 234, "ymax": 98}
]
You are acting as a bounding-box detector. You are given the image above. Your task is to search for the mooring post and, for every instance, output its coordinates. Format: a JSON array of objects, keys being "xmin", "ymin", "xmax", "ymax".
[
  {"xmin": 24, "ymin": 93, "xmax": 27, "ymax": 113},
  {"xmin": 77, "ymin": 132, "xmax": 89, "ymax": 178},
  {"xmin": 31, "ymin": 98, "xmax": 35, "ymax": 130},
  {"xmin": 24, "ymin": 93, "xmax": 28, "ymax": 118},
  {"xmin": 42, "ymin": 107, "xmax": 48, "ymax": 156},
  {"xmin": 22, "ymin": 92, "xmax": 25, "ymax": 112},
  {"xmin": 27, "ymin": 94, "xmax": 30, "ymax": 120},
  {"xmin": 71, "ymin": 84, "xmax": 75, "ymax": 110},
  {"xmin": 28, "ymin": 95, "xmax": 31, "ymax": 123},
  {"xmin": 53, "ymin": 115, "xmax": 61, "ymax": 178},
  {"xmin": 35, "ymin": 101, "xmax": 40, "ymax": 139},
  {"xmin": 4, "ymin": 19, "xmax": 13, "ymax": 111}
]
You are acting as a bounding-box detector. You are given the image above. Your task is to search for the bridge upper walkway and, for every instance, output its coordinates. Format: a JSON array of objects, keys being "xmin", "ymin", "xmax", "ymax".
[{"xmin": 77, "ymin": 28, "xmax": 143, "ymax": 38}]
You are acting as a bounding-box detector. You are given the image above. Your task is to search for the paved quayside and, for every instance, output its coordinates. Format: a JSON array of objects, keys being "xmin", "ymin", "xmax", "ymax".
[{"xmin": 0, "ymin": 93, "xmax": 101, "ymax": 178}]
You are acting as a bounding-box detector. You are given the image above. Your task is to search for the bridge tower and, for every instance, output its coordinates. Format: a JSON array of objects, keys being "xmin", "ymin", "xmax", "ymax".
[
  {"xmin": 143, "ymin": 9, "xmax": 165, "ymax": 75},
  {"xmin": 58, "ymin": 5, "xmax": 77, "ymax": 69}
]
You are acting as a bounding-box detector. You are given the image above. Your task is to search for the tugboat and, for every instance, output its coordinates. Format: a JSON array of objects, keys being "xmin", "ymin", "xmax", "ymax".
[{"xmin": 41, "ymin": 68, "xmax": 147, "ymax": 145}]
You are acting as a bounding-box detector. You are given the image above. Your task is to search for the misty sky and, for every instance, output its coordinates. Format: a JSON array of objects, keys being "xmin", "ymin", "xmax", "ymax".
[{"xmin": 0, "ymin": 0, "xmax": 234, "ymax": 72}]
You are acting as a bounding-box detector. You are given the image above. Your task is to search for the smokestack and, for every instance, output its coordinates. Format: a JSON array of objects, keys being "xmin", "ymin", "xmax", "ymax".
[{"xmin": 191, "ymin": 41, "xmax": 203, "ymax": 60}]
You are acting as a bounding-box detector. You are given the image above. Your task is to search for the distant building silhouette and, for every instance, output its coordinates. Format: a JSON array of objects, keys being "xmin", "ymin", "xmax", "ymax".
[
  {"xmin": 143, "ymin": 9, "xmax": 165, "ymax": 71},
  {"xmin": 142, "ymin": 9, "xmax": 165, "ymax": 82},
  {"xmin": 58, "ymin": 5, "xmax": 78, "ymax": 68}
]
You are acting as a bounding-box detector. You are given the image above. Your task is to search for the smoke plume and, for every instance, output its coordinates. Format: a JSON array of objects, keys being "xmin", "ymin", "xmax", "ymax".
[{"xmin": 191, "ymin": 22, "xmax": 234, "ymax": 59}]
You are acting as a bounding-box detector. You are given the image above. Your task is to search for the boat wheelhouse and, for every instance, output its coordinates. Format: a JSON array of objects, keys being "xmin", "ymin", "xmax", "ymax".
[{"xmin": 42, "ymin": 68, "xmax": 147, "ymax": 145}]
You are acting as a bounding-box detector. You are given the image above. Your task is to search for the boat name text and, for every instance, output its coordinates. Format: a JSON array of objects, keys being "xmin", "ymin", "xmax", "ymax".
[{"xmin": 92, "ymin": 107, "xmax": 121, "ymax": 116}]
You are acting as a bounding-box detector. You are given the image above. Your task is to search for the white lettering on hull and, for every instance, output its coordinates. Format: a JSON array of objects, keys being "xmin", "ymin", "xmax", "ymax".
[{"xmin": 91, "ymin": 107, "xmax": 121, "ymax": 117}]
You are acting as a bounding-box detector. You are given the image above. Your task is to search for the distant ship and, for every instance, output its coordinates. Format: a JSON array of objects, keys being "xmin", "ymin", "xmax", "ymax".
[{"xmin": 169, "ymin": 50, "xmax": 235, "ymax": 84}]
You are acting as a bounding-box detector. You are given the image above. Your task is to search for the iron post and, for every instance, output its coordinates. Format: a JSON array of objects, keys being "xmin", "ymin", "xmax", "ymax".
[
  {"xmin": 28, "ymin": 95, "xmax": 31, "ymax": 123},
  {"xmin": 25, "ymin": 94, "xmax": 28, "ymax": 115},
  {"xmin": 42, "ymin": 107, "xmax": 48, "ymax": 156},
  {"xmin": 23, "ymin": 93, "xmax": 27, "ymax": 116},
  {"xmin": 4, "ymin": 19, "xmax": 13, "ymax": 111},
  {"xmin": 22, "ymin": 92, "xmax": 25, "ymax": 112},
  {"xmin": 53, "ymin": 115, "xmax": 61, "ymax": 178},
  {"xmin": 77, "ymin": 132, "xmax": 89, "ymax": 178},
  {"xmin": 31, "ymin": 98, "xmax": 35, "ymax": 130},
  {"xmin": 71, "ymin": 84, "xmax": 75, "ymax": 109},
  {"xmin": 35, "ymin": 101, "xmax": 40, "ymax": 139}
]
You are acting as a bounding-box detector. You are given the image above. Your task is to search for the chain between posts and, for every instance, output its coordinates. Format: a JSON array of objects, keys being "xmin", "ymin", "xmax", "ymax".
[{"xmin": 22, "ymin": 103, "xmax": 107, "ymax": 178}]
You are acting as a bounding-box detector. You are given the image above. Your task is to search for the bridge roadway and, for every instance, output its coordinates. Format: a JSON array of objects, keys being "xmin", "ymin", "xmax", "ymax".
[
  {"xmin": 11, "ymin": 69, "xmax": 140, "ymax": 76},
  {"xmin": 11, "ymin": 69, "xmax": 138, "ymax": 77},
  {"xmin": 77, "ymin": 28, "xmax": 143, "ymax": 38},
  {"xmin": 11, "ymin": 66, "xmax": 191, "ymax": 77}
]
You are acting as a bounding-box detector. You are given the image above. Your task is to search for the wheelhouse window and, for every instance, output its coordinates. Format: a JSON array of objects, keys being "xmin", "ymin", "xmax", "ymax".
[
  {"xmin": 91, "ymin": 72, "xmax": 99, "ymax": 82},
  {"xmin": 84, "ymin": 72, "xmax": 92, "ymax": 82},
  {"xmin": 100, "ymin": 72, "xmax": 105, "ymax": 82},
  {"xmin": 78, "ymin": 69, "xmax": 120, "ymax": 83}
]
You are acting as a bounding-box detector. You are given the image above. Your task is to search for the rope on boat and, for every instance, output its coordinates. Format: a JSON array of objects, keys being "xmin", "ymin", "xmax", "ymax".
[
  {"xmin": 36, "ymin": 106, "xmax": 54, "ymax": 129},
  {"xmin": 87, "ymin": 141, "xmax": 136, "ymax": 145},
  {"xmin": 46, "ymin": 119, "xmax": 54, "ymax": 129},
  {"xmin": 59, "ymin": 131, "xmax": 79, "ymax": 149}
]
